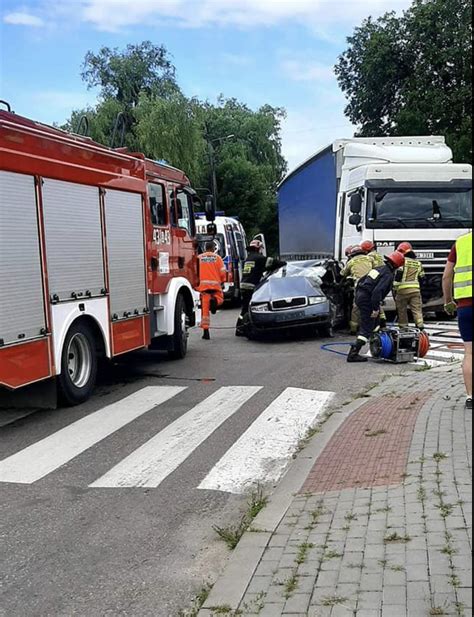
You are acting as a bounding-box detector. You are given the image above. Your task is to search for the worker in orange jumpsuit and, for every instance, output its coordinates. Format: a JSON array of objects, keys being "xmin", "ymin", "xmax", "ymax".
[{"xmin": 197, "ymin": 241, "xmax": 227, "ymax": 340}]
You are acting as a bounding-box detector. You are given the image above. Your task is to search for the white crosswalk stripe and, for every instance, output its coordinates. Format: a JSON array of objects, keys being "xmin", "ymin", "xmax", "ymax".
[
  {"xmin": 0, "ymin": 386, "xmax": 185, "ymax": 485},
  {"xmin": 90, "ymin": 386, "xmax": 263, "ymax": 489},
  {"xmin": 422, "ymin": 321, "xmax": 465, "ymax": 365},
  {"xmin": 198, "ymin": 388, "xmax": 334, "ymax": 495},
  {"xmin": 0, "ymin": 385, "xmax": 336, "ymax": 492}
]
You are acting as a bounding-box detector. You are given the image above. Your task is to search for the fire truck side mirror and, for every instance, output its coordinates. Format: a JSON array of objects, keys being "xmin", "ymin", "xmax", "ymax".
[{"xmin": 205, "ymin": 195, "xmax": 216, "ymax": 222}]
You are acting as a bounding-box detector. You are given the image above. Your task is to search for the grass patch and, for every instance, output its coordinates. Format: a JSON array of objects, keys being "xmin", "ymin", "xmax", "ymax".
[
  {"xmin": 437, "ymin": 503, "xmax": 455, "ymax": 519},
  {"xmin": 283, "ymin": 574, "xmax": 299, "ymax": 599},
  {"xmin": 384, "ymin": 532, "xmax": 412, "ymax": 544},
  {"xmin": 177, "ymin": 585, "xmax": 212, "ymax": 617},
  {"xmin": 213, "ymin": 486, "xmax": 268, "ymax": 550},
  {"xmin": 375, "ymin": 506, "xmax": 392, "ymax": 514},
  {"xmin": 321, "ymin": 595, "xmax": 349, "ymax": 607},
  {"xmin": 364, "ymin": 428, "xmax": 388, "ymax": 438},
  {"xmin": 295, "ymin": 543, "xmax": 314, "ymax": 566}
]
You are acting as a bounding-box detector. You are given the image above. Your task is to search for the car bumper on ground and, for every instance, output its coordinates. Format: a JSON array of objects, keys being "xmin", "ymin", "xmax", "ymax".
[{"xmin": 250, "ymin": 302, "xmax": 332, "ymax": 331}]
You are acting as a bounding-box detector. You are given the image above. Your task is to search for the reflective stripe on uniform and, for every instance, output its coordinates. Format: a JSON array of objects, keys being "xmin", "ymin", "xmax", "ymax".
[
  {"xmin": 454, "ymin": 233, "xmax": 473, "ymax": 300},
  {"xmin": 394, "ymin": 258, "xmax": 424, "ymax": 291}
]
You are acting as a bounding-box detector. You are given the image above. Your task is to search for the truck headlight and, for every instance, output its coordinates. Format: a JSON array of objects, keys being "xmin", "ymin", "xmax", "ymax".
[
  {"xmin": 251, "ymin": 303, "xmax": 271, "ymax": 313},
  {"xmin": 308, "ymin": 297, "xmax": 327, "ymax": 306}
]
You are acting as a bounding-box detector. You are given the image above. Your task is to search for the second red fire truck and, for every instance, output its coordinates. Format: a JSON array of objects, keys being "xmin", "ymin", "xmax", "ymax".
[{"xmin": 0, "ymin": 111, "xmax": 211, "ymax": 405}]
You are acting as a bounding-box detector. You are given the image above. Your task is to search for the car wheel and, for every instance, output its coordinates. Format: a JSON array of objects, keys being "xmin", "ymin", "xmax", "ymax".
[
  {"xmin": 168, "ymin": 294, "xmax": 189, "ymax": 360},
  {"xmin": 58, "ymin": 321, "xmax": 98, "ymax": 406}
]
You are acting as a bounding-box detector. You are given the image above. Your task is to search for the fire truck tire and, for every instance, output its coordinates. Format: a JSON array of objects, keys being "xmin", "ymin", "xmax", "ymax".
[
  {"xmin": 58, "ymin": 321, "xmax": 98, "ymax": 406},
  {"xmin": 168, "ymin": 294, "xmax": 189, "ymax": 360}
]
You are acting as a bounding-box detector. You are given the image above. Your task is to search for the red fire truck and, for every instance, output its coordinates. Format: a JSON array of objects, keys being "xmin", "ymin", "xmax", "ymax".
[{"xmin": 0, "ymin": 111, "xmax": 207, "ymax": 405}]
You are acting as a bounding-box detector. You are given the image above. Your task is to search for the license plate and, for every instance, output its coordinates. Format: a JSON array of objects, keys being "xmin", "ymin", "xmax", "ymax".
[
  {"xmin": 417, "ymin": 252, "xmax": 435, "ymax": 260},
  {"xmin": 278, "ymin": 311, "xmax": 306, "ymax": 322}
]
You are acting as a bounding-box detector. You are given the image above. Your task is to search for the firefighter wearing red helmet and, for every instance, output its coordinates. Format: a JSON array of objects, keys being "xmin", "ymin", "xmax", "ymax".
[
  {"xmin": 394, "ymin": 242, "xmax": 426, "ymax": 330},
  {"xmin": 347, "ymin": 251, "xmax": 406, "ymax": 363}
]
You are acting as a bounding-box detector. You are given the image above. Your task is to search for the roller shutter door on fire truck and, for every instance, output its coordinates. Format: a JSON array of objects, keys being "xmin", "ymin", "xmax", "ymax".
[
  {"xmin": 104, "ymin": 189, "xmax": 147, "ymax": 319},
  {"xmin": 42, "ymin": 179, "xmax": 105, "ymax": 301},
  {"xmin": 0, "ymin": 171, "xmax": 46, "ymax": 345}
]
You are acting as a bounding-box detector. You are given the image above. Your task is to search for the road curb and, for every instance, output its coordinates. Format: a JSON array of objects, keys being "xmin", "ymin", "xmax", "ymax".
[{"xmin": 198, "ymin": 396, "xmax": 369, "ymax": 615}]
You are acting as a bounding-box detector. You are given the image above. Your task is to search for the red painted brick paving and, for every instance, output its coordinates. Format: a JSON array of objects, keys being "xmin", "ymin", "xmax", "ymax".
[{"xmin": 301, "ymin": 392, "xmax": 432, "ymax": 494}]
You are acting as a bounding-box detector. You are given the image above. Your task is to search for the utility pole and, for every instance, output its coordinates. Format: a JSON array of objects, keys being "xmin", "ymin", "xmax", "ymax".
[{"xmin": 206, "ymin": 134, "xmax": 235, "ymax": 212}]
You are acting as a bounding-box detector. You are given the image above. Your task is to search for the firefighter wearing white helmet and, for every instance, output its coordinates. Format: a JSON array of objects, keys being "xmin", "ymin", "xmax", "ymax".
[{"xmin": 236, "ymin": 240, "xmax": 286, "ymax": 337}]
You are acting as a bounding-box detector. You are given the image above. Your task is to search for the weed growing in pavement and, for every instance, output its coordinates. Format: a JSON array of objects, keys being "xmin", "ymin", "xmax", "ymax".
[
  {"xmin": 295, "ymin": 543, "xmax": 315, "ymax": 565},
  {"xmin": 213, "ymin": 486, "xmax": 268, "ymax": 550},
  {"xmin": 433, "ymin": 452, "xmax": 449, "ymax": 462},
  {"xmin": 321, "ymin": 595, "xmax": 349, "ymax": 607},
  {"xmin": 384, "ymin": 532, "xmax": 412, "ymax": 544},
  {"xmin": 323, "ymin": 549, "xmax": 343, "ymax": 561},
  {"xmin": 430, "ymin": 608, "xmax": 448, "ymax": 616},
  {"xmin": 177, "ymin": 585, "xmax": 212, "ymax": 617},
  {"xmin": 441, "ymin": 544, "xmax": 458, "ymax": 557},
  {"xmin": 375, "ymin": 506, "xmax": 392, "ymax": 514},
  {"xmin": 283, "ymin": 574, "xmax": 299, "ymax": 598},
  {"xmin": 390, "ymin": 564, "xmax": 406, "ymax": 572},
  {"xmin": 455, "ymin": 602, "xmax": 466, "ymax": 616},
  {"xmin": 305, "ymin": 501, "xmax": 328, "ymax": 529},
  {"xmin": 207, "ymin": 605, "xmax": 242, "ymax": 615},
  {"xmin": 364, "ymin": 428, "xmax": 388, "ymax": 438},
  {"xmin": 449, "ymin": 575, "xmax": 461, "ymax": 589},
  {"xmin": 347, "ymin": 562, "xmax": 366, "ymax": 570},
  {"xmin": 344, "ymin": 512, "xmax": 358, "ymax": 522},
  {"xmin": 415, "ymin": 363, "xmax": 432, "ymax": 372},
  {"xmin": 417, "ymin": 486, "xmax": 427, "ymax": 502},
  {"xmin": 437, "ymin": 502, "xmax": 455, "ymax": 519}
]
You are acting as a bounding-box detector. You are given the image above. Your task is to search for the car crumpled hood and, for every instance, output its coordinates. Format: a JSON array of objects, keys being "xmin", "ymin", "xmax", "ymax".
[{"xmin": 251, "ymin": 277, "xmax": 325, "ymax": 303}]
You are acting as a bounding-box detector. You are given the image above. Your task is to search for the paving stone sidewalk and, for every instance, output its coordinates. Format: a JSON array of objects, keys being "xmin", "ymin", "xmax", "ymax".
[{"xmin": 201, "ymin": 367, "xmax": 472, "ymax": 617}]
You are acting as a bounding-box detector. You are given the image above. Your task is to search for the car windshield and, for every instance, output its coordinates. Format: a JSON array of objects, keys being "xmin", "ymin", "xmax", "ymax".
[
  {"xmin": 367, "ymin": 188, "xmax": 473, "ymax": 229},
  {"xmin": 270, "ymin": 261, "xmax": 327, "ymax": 286}
]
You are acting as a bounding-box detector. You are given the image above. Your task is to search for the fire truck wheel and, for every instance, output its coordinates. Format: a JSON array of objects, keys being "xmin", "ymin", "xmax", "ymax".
[
  {"xmin": 168, "ymin": 294, "xmax": 189, "ymax": 360},
  {"xmin": 58, "ymin": 321, "xmax": 98, "ymax": 406}
]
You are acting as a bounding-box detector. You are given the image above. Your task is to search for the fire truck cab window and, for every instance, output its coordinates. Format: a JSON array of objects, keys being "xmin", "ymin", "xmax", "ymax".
[
  {"xmin": 149, "ymin": 183, "xmax": 166, "ymax": 226},
  {"xmin": 176, "ymin": 191, "xmax": 195, "ymax": 237}
]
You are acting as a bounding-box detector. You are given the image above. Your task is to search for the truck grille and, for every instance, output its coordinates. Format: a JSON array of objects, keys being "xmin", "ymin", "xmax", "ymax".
[
  {"xmin": 272, "ymin": 297, "xmax": 308, "ymax": 311},
  {"xmin": 409, "ymin": 241, "xmax": 454, "ymax": 272}
]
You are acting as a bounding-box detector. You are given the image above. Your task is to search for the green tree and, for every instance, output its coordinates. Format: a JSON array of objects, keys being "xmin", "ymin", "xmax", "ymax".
[
  {"xmin": 335, "ymin": 0, "xmax": 472, "ymax": 162},
  {"xmin": 81, "ymin": 41, "xmax": 179, "ymax": 107}
]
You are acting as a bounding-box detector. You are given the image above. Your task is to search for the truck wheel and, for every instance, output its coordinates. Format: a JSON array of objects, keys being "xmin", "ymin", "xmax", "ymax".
[
  {"xmin": 58, "ymin": 321, "xmax": 98, "ymax": 406},
  {"xmin": 168, "ymin": 295, "xmax": 189, "ymax": 360}
]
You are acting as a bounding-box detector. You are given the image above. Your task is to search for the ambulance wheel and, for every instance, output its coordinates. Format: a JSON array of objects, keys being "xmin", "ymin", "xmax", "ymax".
[
  {"xmin": 168, "ymin": 294, "xmax": 189, "ymax": 360},
  {"xmin": 58, "ymin": 321, "xmax": 98, "ymax": 406}
]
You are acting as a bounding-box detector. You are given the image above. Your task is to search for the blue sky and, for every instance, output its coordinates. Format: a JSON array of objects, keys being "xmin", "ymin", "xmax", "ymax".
[{"xmin": 1, "ymin": 0, "xmax": 412, "ymax": 170}]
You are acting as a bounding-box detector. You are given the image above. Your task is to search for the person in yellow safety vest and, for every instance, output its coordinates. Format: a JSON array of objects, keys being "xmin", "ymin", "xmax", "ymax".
[
  {"xmin": 197, "ymin": 241, "xmax": 227, "ymax": 341},
  {"xmin": 361, "ymin": 240, "xmax": 387, "ymax": 325},
  {"xmin": 342, "ymin": 246, "xmax": 374, "ymax": 334},
  {"xmin": 443, "ymin": 231, "xmax": 473, "ymax": 410},
  {"xmin": 394, "ymin": 242, "xmax": 426, "ymax": 330}
]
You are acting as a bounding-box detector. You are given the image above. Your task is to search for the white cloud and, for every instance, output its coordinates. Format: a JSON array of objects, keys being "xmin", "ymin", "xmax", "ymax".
[
  {"xmin": 281, "ymin": 59, "xmax": 335, "ymax": 82},
  {"xmin": 76, "ymin": 0, "xmax": 413, "ymax": 33},
  {"xmin": 281, "ymin": 106, "xmax": 356, "ymax": 172},
  {"xmin": 3, "ymin": 11, "xmax": 45, "ymax": 27}
]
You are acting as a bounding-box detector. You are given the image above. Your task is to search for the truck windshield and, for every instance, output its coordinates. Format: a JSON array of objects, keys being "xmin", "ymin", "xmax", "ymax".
[{"xmin": 367, "ymin": 188, "xmax": 473, "ymax": 229}]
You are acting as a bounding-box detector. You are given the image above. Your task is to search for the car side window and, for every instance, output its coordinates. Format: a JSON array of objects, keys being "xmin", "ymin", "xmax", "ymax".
[
  {"xmin": 149, "ymin": 183, "xmax": 166, "ymax": 226},
  {"xmin": 176, "ymin": 191, "xmax": 195, "ymax": 237}
]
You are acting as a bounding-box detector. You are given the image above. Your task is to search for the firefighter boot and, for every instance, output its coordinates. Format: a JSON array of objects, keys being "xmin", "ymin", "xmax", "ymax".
[
  {"xmin": 347, "ymin": 340, "xmax": 368, "ymax": 363},
  {"xmin": 202, "ymin": 330, "xmax": 211, "ymax": 341},
  {"xmin": 210, "ymin": 297, "xmax": 218, "ymax": 315}
]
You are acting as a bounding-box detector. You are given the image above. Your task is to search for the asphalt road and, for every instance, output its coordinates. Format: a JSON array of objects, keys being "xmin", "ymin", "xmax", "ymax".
[{"xmin": 0, "ymin": 309, "xmax": 422, "ymax": 617}]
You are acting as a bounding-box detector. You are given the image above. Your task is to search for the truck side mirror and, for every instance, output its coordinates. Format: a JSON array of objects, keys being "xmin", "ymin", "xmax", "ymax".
[
  {"xmin": 205, "ymin": 195, "xmax": 216, "ymax": 222},
  {"xmin": 349, "ymin": 213, "xmax": 362, "ymax": 227},
  {"xmin": 350, "ymin": 193, "xmax": 363, "ymax": 214}
]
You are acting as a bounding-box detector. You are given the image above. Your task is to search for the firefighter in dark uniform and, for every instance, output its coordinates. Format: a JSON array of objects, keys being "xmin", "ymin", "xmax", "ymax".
[
  {"xmin": 236, "ymin": 240, "xmax": 286, "ymax": 337},
  {"xmin": 347, "ymin": 251, "xmax": 406, "ymax": 363}
]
